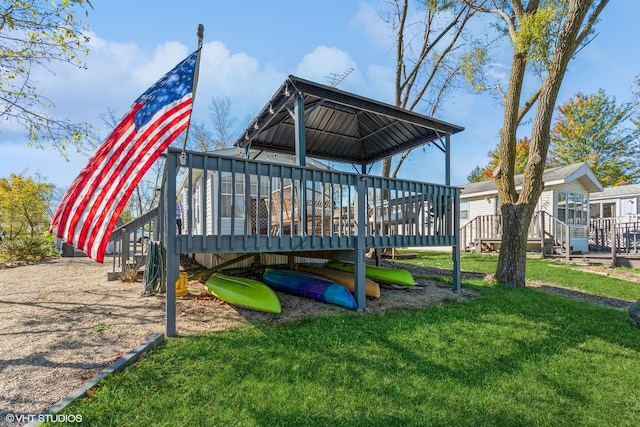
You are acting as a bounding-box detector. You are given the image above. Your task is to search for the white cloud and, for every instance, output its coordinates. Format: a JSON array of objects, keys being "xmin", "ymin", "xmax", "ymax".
[
  {"xmin": 194, "ymin": 40, "xmax": 286, "ymax": 125},
  {"xmin": 486, "ymin": 62, "xmax": 508, "ymax": 81},
  {"xmin": 293, "ymin": 46, "xmax": 358, "ymax": 85},
  {"xmin": 350, "ymin": 2, "xmax": 393, "ymax": 50}
]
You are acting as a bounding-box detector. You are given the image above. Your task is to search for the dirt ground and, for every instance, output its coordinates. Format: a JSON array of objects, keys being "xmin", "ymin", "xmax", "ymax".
[
  {"xmin": 0, "ymin": 256, "xmax": 479, "ymax": 424},
  {"xmin": 1, "ymin": 256, "xmax": 636, "ymax": 425}
]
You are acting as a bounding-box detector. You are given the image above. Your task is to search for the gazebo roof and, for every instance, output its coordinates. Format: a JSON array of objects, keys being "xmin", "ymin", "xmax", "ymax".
[{"xmin": 234, "ymin": 75, "xmax": 464, "ymax": 165}]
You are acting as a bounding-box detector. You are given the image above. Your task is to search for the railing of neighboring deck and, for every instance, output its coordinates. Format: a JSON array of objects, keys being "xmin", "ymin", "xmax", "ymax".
[{"xmin": 590, "ymin": 216, "xmax": 640, "ymax": 254}]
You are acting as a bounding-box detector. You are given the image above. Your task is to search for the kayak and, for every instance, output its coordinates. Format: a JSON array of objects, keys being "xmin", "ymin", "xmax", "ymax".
[
  {"xmin": 324, "ymin": 260, "xmax": 415, "ymax": 286},
  {"xmin": 204, "ymin": 273, "xmax": 282, "ymax": 314},
  {"xmin": 262, "ymin": 268, "xmax": 357, "ymax": 310},
  {"xmin": 295, "ymin": 264, "xmax": 381, "ymax": 298}
]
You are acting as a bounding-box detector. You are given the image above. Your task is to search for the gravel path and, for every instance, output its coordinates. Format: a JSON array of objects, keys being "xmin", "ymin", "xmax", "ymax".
[{"xmin": 0, "ymin": 258, "xmax": 165, "ymax": 426}]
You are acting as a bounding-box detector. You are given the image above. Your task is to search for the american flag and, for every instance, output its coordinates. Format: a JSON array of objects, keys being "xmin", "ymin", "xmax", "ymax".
[{"xmin": 50, "ymin": 50, "xmax": 199, "ymax": 262}]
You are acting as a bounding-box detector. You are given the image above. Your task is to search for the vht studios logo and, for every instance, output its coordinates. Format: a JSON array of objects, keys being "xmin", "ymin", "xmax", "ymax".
[{"xmin": 5, "ymin": 413, "xmax": 83, "ymax": 423}]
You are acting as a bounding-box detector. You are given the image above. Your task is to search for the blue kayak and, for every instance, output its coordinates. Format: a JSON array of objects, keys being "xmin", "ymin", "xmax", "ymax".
[{"xmin": 263, "ymin": 268, "xmax": 357, "ymax": 310}]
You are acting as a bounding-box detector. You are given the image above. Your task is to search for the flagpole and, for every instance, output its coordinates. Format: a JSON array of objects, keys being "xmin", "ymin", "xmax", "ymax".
[{"xmin": 179, "ymin": 23, "xmax": 204, "ymax": 165}]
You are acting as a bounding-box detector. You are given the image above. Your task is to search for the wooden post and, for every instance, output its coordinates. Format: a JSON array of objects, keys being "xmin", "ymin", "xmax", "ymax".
[
  {"xmin": 540, "ymin": 212, "xmax": 545, "ymax": 258},
  {"xmin": 611, "ymin": 221, "xmax": 617, "ymax": 266},
  {"xmin": 166, "ymin": 151, "xmax": 178, "ymax": 337},
  {"xmin": 565, "ymin": 223, "xmax": 570, "ymax": 262},
  {"xmin": 452, "ymin": 189, "xmax": 461, "ymax": 292}
]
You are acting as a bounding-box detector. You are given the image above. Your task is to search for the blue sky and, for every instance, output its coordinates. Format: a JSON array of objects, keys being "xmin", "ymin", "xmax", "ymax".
[{"xmin": 2, "ymin": 0, "xmax": 639, "ymax": 188}]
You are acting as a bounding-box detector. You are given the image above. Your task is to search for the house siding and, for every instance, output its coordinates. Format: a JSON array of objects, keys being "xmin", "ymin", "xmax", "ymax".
[{"xmin": 461, "ymin": 196, "xmax": 496, "ymax": 227}]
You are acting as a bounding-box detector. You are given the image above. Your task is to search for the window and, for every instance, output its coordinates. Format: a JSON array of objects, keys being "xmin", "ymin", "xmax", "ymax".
[
  {"xmin": 556, "ymin": 191, "xmax": 588, "ymax": 225},
  {"xmin": 460, "ymin": 200, "xmax": 469, "ymax": 220},
  {"xmin": 250, "ymin": 176, "xmax": 271, "ymax": 198},
  {"xmin": 603, "ymin": 202, "xmax": 616, "ymax": 218},
  {"xmin": 220, "ymin": 173, "xmax": 245, "ymax": 218}
]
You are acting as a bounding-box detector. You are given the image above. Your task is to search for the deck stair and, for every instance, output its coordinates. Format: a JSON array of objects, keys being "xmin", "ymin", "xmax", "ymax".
[
  {"xmin": 461, "ymin": 211, "xmax": 572, "ymax": 259},
  {"xmin": 106, "ymin": 208, "xmax": 158, "ymax": 281}
]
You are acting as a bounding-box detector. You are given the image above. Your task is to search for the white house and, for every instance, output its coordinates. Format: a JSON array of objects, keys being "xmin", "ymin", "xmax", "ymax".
[
  {"xmin": 460, "ymin": 162, "xmax": 603, "ymax": 253},
  {"xmin": 176, "ymin": 147, "xmax": 335, "ymax": 268},
  {"xmin": 589, "ymin": 183, "xmax": 640, "ymax": 220}
]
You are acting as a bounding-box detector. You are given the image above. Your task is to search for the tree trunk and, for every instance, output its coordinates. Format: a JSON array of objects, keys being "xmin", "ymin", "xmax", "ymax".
[
  {"xmin": 495, "ymin": 203, "xmax": 531, "ymax": 287},
  {"xmin": 494, "ymin": 0, "xmax": 603, "ymax": 287}
]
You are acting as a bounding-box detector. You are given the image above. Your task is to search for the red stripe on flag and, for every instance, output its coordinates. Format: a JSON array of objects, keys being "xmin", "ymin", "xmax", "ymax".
[
  {"xmin": 50, "ymin": 50, "xmax": 199, "ymax": 263},
  {"xmin": 58, "ymin": 113, "xmax": 138, "ymax": 247},
  {"xmin": 78, "ymin": 103, "xmax": 193, "ymax": 260},
  {"xmin": 51, "ymin": 108, "xmax": 138, "ymax": 241},
  {"xmin": 93, "ymin": 113, "xmax": 192, "ymax": 261}
]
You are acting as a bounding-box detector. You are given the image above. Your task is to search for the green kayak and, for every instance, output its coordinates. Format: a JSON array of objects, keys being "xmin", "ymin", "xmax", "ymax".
[
  {"xmin": 324, "ymin": 261, "xmax": 415, "ymax": 286},
  {"xmin": 204, "ymin": 273, "xmax": 282, "ymax": 314}
]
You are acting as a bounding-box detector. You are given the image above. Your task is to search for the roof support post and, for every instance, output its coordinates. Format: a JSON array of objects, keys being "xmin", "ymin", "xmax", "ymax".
[
  {"xmin": 445, "ymin": 134, "xmax": 451, "ymax": 186},
  {"xmin": 293, "ymin": 91, "xmax": 307, "ymax": 232},
  {"xmin": 165, "ymin": 151, "xmax": 178, "ymax": 337},
  {"xmin": 354, "ymin": 164, "xmax": 368, "ymax": 309},
  {"xmin": 293, "ymin": 91, "xmax": 306, "ymax": 167}
]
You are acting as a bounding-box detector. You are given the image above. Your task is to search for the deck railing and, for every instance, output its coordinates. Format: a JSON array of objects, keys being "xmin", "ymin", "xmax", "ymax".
[
  {"xmin": 165, "ymin": 150, "xmax": 460, "ymax": 255},
  {"xmin": 590, "ymin": 217, "xmax": 640, "ymax": 254},
  {"xmin": 460, "ymin": 211, "xmax": 573, "ymax": 259},
  {"xmin": 107, "ymin": 207, "xmax": 158, "ymax": 278}
]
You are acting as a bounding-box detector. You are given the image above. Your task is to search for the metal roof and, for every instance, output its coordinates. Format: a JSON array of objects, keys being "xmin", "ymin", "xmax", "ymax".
[
  {"xmin": 234, "ymin": 75, "xmax": 464, "ymax": 165},
  {"xmin": 590, "ymin": 183, "xmax": 640, "ymax": 200}
]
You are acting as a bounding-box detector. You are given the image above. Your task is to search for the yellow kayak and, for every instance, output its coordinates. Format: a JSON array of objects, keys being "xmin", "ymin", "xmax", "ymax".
[{"xmin": 295, "ymin": 264, "xmax": 381, "ymax": 298}]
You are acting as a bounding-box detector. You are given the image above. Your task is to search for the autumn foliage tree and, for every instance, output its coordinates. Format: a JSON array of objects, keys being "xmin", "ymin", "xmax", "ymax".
[
  {"xmin": 549, "ymin": 90, "xmax": 640, "ymax": 186},
  {"xmin": 467, "ymin": 137, "xmax": 533, "ymax": 182},
  {"xmin": 0, "ymin": 174, "xmax": 54, "ymax": 239}
]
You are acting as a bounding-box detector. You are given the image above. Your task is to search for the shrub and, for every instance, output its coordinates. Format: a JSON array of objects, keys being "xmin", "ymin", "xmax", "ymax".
[{"xmin": 3, "ymin": 235, "xmax": 55, "ymax": 261}]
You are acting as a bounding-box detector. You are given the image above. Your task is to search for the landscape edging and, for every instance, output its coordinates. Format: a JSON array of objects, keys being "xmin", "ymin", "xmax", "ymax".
[{"xmin": 25, "ymin": 332, "xmax": 165, "ymax": 427}]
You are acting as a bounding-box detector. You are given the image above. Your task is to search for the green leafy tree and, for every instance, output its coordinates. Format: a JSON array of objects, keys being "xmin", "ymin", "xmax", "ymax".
[
  {"xmin": 465, "ymin": 0, "xmax": 609, "ymax": 287},
  {"xmin": 0, "ymin": 174, "xmax": 54, "ymax": 239},
  {"xmin": 549, "ymin": 90, "xmax": 639, "ymax": 186},
  {"xmin": 0, "ymin": 0, "xmax": 95, "ymax": 154},
  {"xmin": 630, "ymin": 75, "xmax": 640, "ymax": 159},
  {"xmin": 467, "ymin": 137, "xmax": 533, "ymax": 182}
]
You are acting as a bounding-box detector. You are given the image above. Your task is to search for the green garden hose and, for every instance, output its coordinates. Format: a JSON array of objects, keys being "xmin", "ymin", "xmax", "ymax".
[{"xmin": 142, "ymin": 241, "xmax": 163, "ymax": 295}]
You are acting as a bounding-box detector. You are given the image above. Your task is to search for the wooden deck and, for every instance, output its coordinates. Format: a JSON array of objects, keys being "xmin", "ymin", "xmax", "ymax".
[{"xmin": 144, "ymin": 149, "xmax": 463, "ymax": 336}]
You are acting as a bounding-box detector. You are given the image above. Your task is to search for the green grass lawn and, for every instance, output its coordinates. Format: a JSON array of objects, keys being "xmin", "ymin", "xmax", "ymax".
[
  {"xmin": 47, "ymin": 253, "xmax": 640, "ymax": 427},
  {"xmin": 402, "ymin": 251, "xmax": 640, "ymax": 301}
]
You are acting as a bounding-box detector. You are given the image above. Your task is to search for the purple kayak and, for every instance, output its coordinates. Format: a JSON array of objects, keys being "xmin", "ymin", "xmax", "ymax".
[{"xmin": 263, "ymin": 268, "xmax": 357, "ymax": 310}]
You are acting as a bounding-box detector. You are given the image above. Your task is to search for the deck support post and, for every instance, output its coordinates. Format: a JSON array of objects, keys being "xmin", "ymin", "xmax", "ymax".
[
  {"xmin": 446, "ymin": 135, "xmax": 461, "ymax": 292},
  {"xmin": 165, "ymin": 151, "xmax": 178, "ymax": 337},
  {"xmin": 611, "ymin": 221, "xmax": 617, "ymax": 266},
  {"xmin": 452, "ymin": 188, "xmax": 461, "ymax": 292}
]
